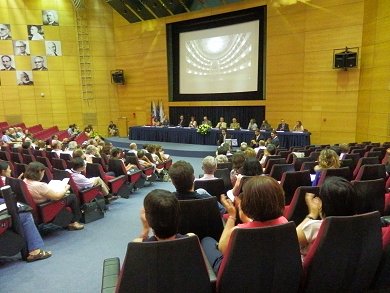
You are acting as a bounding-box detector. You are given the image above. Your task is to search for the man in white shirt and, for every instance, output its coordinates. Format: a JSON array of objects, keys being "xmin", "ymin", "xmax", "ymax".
[
  {"xmin": 196, "ymin": 156, "xmax": 218, "ymax": 181},
  {"xmin": 68, "ymin": 157, "xmax": 111, "ymax": 198}
]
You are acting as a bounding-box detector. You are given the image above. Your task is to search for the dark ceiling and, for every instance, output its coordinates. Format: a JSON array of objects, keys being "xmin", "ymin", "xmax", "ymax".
[{"xmin": 107, "ymin": 0, "xmax": 245, "ymax": 23}]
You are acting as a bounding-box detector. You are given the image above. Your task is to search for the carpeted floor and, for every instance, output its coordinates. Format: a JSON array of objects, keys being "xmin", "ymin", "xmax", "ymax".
[{"xmin": 0, "ymin": 141, "xmax": 208, "ymax": 293}]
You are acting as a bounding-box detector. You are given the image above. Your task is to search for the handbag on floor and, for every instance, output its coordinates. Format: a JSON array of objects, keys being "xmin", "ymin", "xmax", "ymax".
[{"xmin": 81, "ymin": 196, "xmax": 106, "ymax": 224}]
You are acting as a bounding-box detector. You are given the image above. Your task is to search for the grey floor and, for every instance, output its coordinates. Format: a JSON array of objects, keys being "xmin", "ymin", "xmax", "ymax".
[{"xmin": 0, "ymin": 141, "xmax": 208, "ymax": 293}]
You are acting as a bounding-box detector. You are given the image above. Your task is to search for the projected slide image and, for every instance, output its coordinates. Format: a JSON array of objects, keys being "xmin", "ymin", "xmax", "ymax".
[{"xmin": 180, "ymin": 21, "xmax": 259, "ymax": 94}]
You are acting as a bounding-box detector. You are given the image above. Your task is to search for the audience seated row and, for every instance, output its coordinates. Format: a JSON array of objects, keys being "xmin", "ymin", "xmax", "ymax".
[{"xmin": 102, "ymin": 175, "xmax": 389, "ymax": 292}]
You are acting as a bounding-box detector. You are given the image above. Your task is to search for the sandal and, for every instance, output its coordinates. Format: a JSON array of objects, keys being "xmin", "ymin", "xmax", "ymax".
[
  {"xmin": 68, "ymin": 222, "xmax": 84, "ymax": 231},
  {"xmin": 27, "ymin": 249, "xmax": 52, "ymax": 262}
]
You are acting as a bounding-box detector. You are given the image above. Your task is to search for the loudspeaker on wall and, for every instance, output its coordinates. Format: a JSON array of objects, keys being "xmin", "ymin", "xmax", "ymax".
[
  {"xmin": 111, "ymin": 70, "xmax": 124, "ymax": 84},
  {"xmin": 334, "ymin": 52, "xmax": 357, "ymax": 69}
]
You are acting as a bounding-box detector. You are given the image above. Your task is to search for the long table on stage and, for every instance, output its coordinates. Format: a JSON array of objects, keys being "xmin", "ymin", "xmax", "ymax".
[{"xmin": 129, "ymin": 126, "xmax": 311, "ymax": 148}]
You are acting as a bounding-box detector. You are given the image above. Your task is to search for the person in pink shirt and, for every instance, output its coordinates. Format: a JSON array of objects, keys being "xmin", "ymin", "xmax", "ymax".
[{"xmin": 202, "ymin": 176, "xmax": 287, "ymax": 273}]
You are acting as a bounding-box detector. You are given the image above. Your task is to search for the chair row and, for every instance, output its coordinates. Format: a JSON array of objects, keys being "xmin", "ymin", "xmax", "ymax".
[{"xmin": 101, "ymin": 211, "xmax": 389, "ymax": 292}]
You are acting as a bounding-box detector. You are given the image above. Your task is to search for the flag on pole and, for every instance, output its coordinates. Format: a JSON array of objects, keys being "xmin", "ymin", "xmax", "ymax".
[
  {"xmin": 159, "ymin": 100, "xmax": 165, "ymax": 122},
  {"xmin": 156, "ymin": 101, "xmax": 160, "ymax": 123},
  {"xmin": 151, "ymin": 101, "xmax": 157, "ymax": 124}
]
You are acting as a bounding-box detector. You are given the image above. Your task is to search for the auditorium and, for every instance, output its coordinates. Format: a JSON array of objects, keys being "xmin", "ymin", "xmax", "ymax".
[{"xmin": 0, "ymin": 0, "xmax": 389, "ymax": 292}]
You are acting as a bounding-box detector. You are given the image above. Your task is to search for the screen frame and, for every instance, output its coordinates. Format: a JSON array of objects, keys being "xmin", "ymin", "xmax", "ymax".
[{"xmin": 166, "ymin": 6, "xmax": 266, "ymax": 102}]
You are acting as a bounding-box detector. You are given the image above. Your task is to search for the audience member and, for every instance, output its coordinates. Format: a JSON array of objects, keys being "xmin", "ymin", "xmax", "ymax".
[
  {"xmin": 0, "ymin": 162, "xmax": 52, "ymax": 262},
  {"xmin": 339, "ymin": 143, "xmax": 349, "ymax": 160},
  {"xmin": 197, "ymin": 156, "xmax": 218, "ymax": 180},
  {"xmin": 51, "ymin": 140, "xmax": 63, "ymax": 157},
  {"xmin": 240, "ymin": 142, "xmax": 248, "ymax": 152},
  {"xmin": 383, "ymin": 148, "xmax": 390, "ymax": 174},
  {"xmin": 216, "ymin": 144, "xmax": 229, "ymax": 156},
  {"xmin": 137, "ymin": 150, "xmax": 159, "ymax": 172},
  {"xmin": 133, "ymin": 189, "xmax": 191, "ymax": 242},
  {"xmin": 243, "ymin": 147, "xmax": 256, "ymax": 158},
  {"xmin": 156, "ymin": 145, "xmax": 170, "ymax": 161},
  {"xmin": 296, "ymin": 177, "xmax": 357, "ymax": 261},
  {"xmin": 230, "ymin": 152, "xmax": 246, "ymax": 186},
  {"xmin": 230, "ymin": 157, "xmax": 263, "ymax": 197},
  {"xmin": 146, "ymin": 144, "xmax": 163, "ymax": 164},
  {"xmin": 111, "ymin": 148, "xmax": 138, "ymax": 173},
  {"xmin": 23, "ymin": 162, "xmax": 84, "ymax": 230},
  {"xmin": 312, "ymin": 149, "xmax": 340, "ymax": 186},
  {"xmin": 254, "ymin": 140, "xmax": 266, "ymax": 156},
  {"xmin": 1, "ymin": 129, "xmax": 21, "ymax": 145},
  {"xmin": 68, "ymin": 157, "xmax": 115, "ymax": 202},
  {"xmin": 270, "ymin": 130, "xmax": 280, "ymax": 147},
  {"xmin": 168, "ymin": 160, "xmax": 225, "ymax": 213},
  {"xmin": 260, "ymin": 143, "xmax": 277, "ymax": 168},
  {"xmin": 250, "ymin": 128, "xmax": 262, "ymax": 148},
  {"xmin": 215, "ymin": 154, "xmax": 229, "ymax": 164},
  {"xmin": 202, "ymin": 176, "xmax": 287, "ymax": 273},
  {"xmin": 84, "ymin": 125, "xmax": 93, "ymax": 137},
  {"xmin": 84, "ymin": 145, "xmax": 100, "ymax": 163},
  {"xmin": 127, "ymin": 143, "xmax": 138, "ymax": 155}
]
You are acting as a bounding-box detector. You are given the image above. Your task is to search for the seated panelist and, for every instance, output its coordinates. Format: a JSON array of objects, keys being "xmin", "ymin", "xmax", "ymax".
[
  {"xmin": 229, "ymin": 118, "xmax": 240, "ymax": 130},
  {"xmin": 276, "ymin": 119, "xmax": 289, "ymax": 131},
  {"xmin": 215, "ymin": 117, "xmax": 227, "ymax": 129}
]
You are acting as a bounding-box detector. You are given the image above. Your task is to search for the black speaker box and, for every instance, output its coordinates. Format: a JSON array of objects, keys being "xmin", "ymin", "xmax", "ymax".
[
  {"xmin": 334, "ymin": 53, "xmax": 345, "ymax": 68},
  {"xmin": 112, "ymin": 71, "xmax": 124, "ymax": 84},
  {"xmin": 345, "ymin": 52, "xmax": 357, "ymax": 67},
  {"xmin": 334, "ymin": 52, "xmax": 357, "ymax": 68}
]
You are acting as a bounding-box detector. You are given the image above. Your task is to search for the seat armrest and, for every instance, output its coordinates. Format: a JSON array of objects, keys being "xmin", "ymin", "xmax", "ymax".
[
  {"xmin": 107, "ymin": 175, "xmax": 127, "ymax": 194},
  {"xmin": 101, "ymin": 257, "xmax": 120, "ymax": 293},
  {"xmin": 202, "ymin": 250, "xmax": 217, "ymax": 291},
  {"xmin": 79, "ymin": 185, "xmax": 102, "ymax": 203},
  {"xmin": 107, "ymin": 175, "xmax": 127, "ymax": 184},
  {"xmin": 38, "ymin": 199, "xmax": 67, "ymax": 223}
]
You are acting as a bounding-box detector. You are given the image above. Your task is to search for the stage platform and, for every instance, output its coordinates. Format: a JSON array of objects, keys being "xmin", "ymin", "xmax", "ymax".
[{"xmin": 105, "ymin": 136, "xmax": 217, "ymax": 158}]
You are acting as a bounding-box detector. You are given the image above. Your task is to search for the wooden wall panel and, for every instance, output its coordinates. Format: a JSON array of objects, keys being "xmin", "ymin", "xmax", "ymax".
[
  {"xmin": 357, "ymin": 0, "xmax": 390, "ymax": 142},
  {"xmin": 0, "ymin": 0, "xmax": 388, "ymax": 142},
  {"xmin": 267, "ymin": 34, "xmax": 305, "ymax": 55},
  {"xmin": 267, "ymin": 53, "xmax": 304, "ymax": 75},
  {"xmin": 305, "ymin": 25, "xmax": 362, "ymax": 52},
  {"xmin": 305, "ymin": 2, "xmax": 363, "ymax": 31}
]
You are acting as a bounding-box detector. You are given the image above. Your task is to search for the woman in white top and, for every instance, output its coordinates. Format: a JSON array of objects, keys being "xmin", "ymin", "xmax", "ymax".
[
  {"xmin": 247, "ymin": 118, "xmax": 258, "ymax": 131},
  {"xmin": 188, "ymin": 116, "xmax": 198, "ymax": 128},
  {"xmin": 296, "ymin": 177, "xmax": 357, "ymax": 261},
  {"xmin": 23, "ymin": 162, "xmax": 84, "ymax": 230},
  {"xmin": 292, "ymin": 120, "xmax": 304, "ymax": 132}
]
